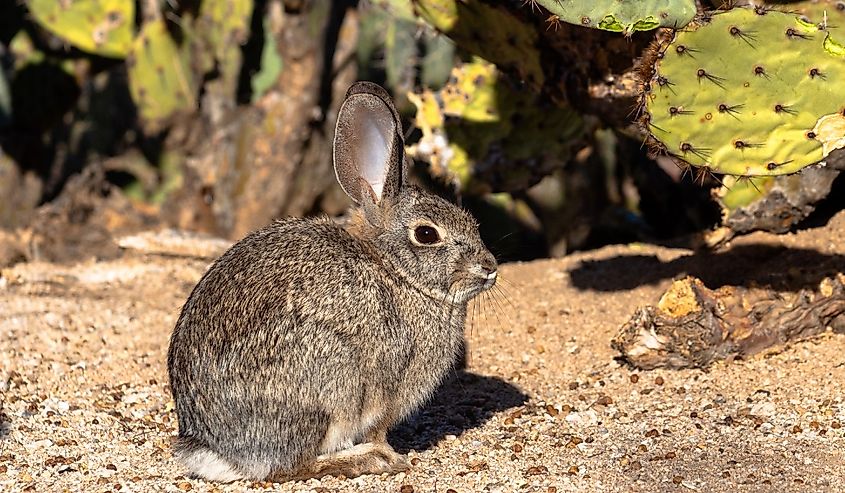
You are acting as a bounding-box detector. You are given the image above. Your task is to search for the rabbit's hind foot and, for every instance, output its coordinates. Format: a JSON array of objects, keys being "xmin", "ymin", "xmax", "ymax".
[{"xmin": 288, "ymin": 442, "xmax": 409, "ymax": 481}]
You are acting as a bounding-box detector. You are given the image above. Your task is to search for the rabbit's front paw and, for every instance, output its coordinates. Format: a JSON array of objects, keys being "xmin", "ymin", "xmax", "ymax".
[{"xmin": 370, "ymin": 443, "xmax": 409, "ymax": 473}]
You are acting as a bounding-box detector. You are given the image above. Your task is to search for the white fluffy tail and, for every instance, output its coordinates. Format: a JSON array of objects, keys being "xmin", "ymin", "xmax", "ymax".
[{"xmin": 174, "ymin": 442, "xmax": 245, "ymax": 482}]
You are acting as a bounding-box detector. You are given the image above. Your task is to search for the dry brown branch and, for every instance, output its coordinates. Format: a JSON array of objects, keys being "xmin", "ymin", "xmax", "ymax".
[{"xmin": 612, "ymin": 275, "xmax": 845, "ymax": 369}]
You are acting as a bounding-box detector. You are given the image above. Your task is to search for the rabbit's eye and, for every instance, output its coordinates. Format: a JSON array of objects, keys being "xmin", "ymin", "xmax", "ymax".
[{"xmin": 413, "ymin": 225, "xmax": 441, "ymax": 245}]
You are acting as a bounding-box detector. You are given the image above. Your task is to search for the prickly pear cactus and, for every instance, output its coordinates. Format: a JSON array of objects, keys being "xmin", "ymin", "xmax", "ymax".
[
  {"xmin": 193, "ymin": 0, "xmax": 254, "ymax": 97},
  {"xmin": 127, "ymin": 21, "xmax": 197, "ymax": 132},
  {"xmin": 408, "ymin": 59, "xmax": 583, "ymax": 192},
  {"xmin": 533, "ymin": 0, "xmax": 696, "ymax": 34},
  {"xmin": 413, "ymin": 0, "xmax": 544, "ymax": 87},
  {"xmin": 644, "ymin": 7, "xmax": 845, "ymax": 176},
  {"xmin": 27, "ymin": 0, "xmax": 134, "ymax": 58}
]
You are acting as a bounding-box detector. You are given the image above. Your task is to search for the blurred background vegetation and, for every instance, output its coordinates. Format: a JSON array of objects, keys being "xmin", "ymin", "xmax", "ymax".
[{"xmin": 1, "ymin": 0, "xmax": 843, "ymax": 266}]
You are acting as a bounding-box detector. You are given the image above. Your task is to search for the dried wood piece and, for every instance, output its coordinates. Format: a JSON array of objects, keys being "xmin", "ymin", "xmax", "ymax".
[
  {"xmin": 117, "ymin": 229, "xmax": 232, "ymax": 259},
  {"xmin": 612, "ymin": 275, "xmax": 845, "ymax": 369}
]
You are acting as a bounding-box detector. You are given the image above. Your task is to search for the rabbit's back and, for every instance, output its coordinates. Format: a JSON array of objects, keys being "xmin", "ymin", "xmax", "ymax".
[{"xmin": 178, "ymin": 217, "xmax": 386, "ymax": 335}]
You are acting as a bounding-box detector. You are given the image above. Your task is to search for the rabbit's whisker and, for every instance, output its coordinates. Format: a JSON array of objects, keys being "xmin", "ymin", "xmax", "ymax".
[
  {"xmin": 489, "ymin": 286, "xmax": 511, "ymax": 321},
  {"xmin": 491, "ymin": 282, "xmax": 516, "ymax": 311}
]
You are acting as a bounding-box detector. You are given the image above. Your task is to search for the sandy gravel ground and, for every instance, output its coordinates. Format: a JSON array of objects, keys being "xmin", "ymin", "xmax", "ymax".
[{"xmin": 2, "ymin": 211, "xmax": 844, "ymax": 493}]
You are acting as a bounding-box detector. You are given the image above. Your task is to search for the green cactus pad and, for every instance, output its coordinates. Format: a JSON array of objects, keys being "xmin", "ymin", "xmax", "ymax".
[
  {"xmin": 27, "ymin": 0, "xmax": 133, "ymax": 58},
  {"xmin": 127, "ymin": 21, "xmax": 197, "ymax": 132},
  {"xmin": 534, "ymin": 0, "xmax": 696, "ymax": 34},
  {"xmin": 194, "ymin": 0, "xmax": 253, "ymax": 74},
  {"xmin": 644, "ymin": 8, "xmax": 845, "ymax": 176},
  {"xmin": 413, "ymin": 0, "xmax": 544, "ymax": 87}
]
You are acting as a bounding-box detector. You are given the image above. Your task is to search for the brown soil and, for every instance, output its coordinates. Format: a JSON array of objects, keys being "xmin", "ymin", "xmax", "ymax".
[{"xmin": 2, "ymin": 210, "xmax": 844, "ymax": 492}]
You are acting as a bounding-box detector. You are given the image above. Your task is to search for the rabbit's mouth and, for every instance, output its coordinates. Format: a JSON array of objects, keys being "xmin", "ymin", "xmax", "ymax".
[
  {"xmin": 482, "ymin": 270, "xmax": 498, "ymax": 290},
  {"xmin": 447, "ymin": 269, "xmax": 497, "ymax": 303}
]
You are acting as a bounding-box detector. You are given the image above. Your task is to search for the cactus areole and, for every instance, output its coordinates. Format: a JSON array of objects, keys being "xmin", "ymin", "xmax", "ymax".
[{"xmin": 643, "ymin": 8, "xmax": 845, "ymax": 176}]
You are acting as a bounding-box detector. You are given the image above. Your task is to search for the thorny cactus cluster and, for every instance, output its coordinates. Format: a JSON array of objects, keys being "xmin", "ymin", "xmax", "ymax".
[
  {"xmin": 400, "ymin": 0, "xmax": 844, "ymax": 179},
  {"xmin": 373, "ymin": 0, "xmax": 844, "ymax": 243},
  {"xmin": 407, "ymin": 59, "xmax": 583, "ymax": 193}
]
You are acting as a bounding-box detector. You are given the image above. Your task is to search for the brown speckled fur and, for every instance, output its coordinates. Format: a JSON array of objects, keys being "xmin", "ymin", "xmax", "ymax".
[{"xmin": 167, "ymin": 82, "xmax": 497, "ymax": 482}]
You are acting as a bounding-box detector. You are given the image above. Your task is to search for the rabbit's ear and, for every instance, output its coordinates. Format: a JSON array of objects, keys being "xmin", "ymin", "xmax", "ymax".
[{"xmin": 334, "ymin": 82, "xmax": 406, "ymax": 206}]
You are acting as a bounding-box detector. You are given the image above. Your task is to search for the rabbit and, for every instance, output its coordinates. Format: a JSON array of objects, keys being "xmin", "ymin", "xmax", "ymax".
[{"xmin": 166, "ymin": 81, "xmax": 498, "ymax": 483}]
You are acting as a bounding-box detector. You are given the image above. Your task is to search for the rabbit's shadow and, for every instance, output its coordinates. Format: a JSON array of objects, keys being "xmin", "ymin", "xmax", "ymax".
[{"xmin": 388, "ymin": 370, "xmax": 527, "ymax": 453}]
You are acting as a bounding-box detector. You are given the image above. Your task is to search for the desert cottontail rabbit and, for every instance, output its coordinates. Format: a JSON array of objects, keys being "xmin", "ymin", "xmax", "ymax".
[{"xmin": 167, "ymin": 81, "xmax": 498, "ymax": 482}]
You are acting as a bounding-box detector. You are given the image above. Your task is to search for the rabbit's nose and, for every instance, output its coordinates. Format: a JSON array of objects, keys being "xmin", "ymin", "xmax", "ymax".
[{"xmin": 479, "ymin": 252, "xmax": 498, "ymax": 276}]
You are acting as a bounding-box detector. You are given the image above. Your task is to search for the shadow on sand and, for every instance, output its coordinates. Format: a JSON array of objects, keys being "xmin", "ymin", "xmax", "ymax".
[
  {"xmin": 568, "ymin": 244, "xmax": 845, "ymax": 293},
  {"xmin": 389, "ymin": 370, "xmax": 527, "ymax": 453}
]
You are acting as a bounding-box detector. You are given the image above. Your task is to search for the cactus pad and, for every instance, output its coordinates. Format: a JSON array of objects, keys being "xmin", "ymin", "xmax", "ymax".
[
  {"xmin": 533, "ymin": 0, "xmax": 696, "ymax": 34},
  {"xmin": 27, "ymin": 0, "xmax": 133, "ymax": 58},
  {"xmin": 194, "ymin": 0, "xmax": 253, "ymax": 84},
  {"xmin": 644, "ymin": 8, "xmax": 845, "ymax": 176},
  {"xmin": 127, "ymin": 21, "xmax": 197, "ymax": 132},
  {"xmin": 413, "ymin": 0, "xmax": 544, "ymax": 87}
]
